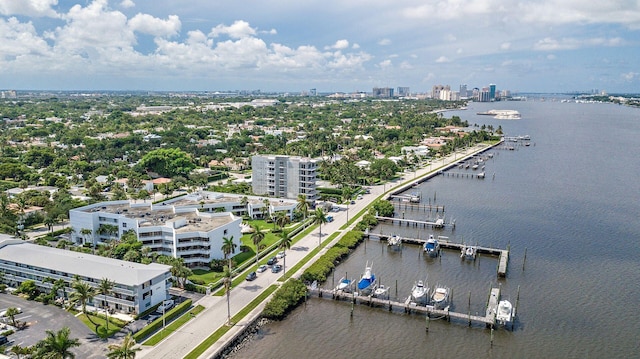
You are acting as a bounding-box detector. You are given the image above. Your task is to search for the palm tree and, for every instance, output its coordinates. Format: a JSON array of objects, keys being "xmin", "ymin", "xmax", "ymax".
[
  {"xmin": 79, "ymin": 228, "xmax": 94, "ymax": 253},
  {"xmin": 107, "ymin": 333, "xmax": 140, "ymax": 359},
  {"xmin": 53, "ymin": 278, "xmax": 67, "ymax": 303},
  {"xmin": 261, "ymin": 198, "xmax": 270, "ymax": 219},
  {"xmin": 311, "ymin": 207, "xmax": 328, "ymax": 247},
  {"xmin": 278, "ymin": 231, "xmax": 293, "ymax": 278},
  {"xmin": 69, "ymin": 279, "xmax": 97, "ymax": 324},
  {"xmin": 240, "ymin": 196, "xmax": 249, "ymax": 218},
  {"xmin": 98, "ymin": 278, "xmax": 115, "ymax": 331},
  {"xmin": 10, "ymin": 344, "xmax": 33, "ymax": 358},
  {"xmin": 44, "ymin": 214, "xmax": 57, "ymax": 233},
  {"xmin": 274, "ymin": 211, "xmax": 290, "ymax": 231},
  {"xmin": 221, "ymin": 236, "xmax": 237, "ymax": 270},
  {"xmin": 33, "ymin": 327, "xmax": 80, "ymax": 359},
  {"xmin": 296, "ymin": 194, "xmax": 310, "ymax": 220},
  {"xmin": 5, "ymin": 307, "xmax": 21, "ymax": 327},
  {"xmin": 250, "ymin": 224, "xmax": 265, "ymax": 268},
  {"xmin": 222, "ymin": 264, "xmax": 233, "ymax": 326}
]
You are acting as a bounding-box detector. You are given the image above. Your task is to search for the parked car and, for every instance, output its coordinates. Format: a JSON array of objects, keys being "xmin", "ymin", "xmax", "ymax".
[
  {"xmin": 326, "ymin": 215, "xmax": 334, "ymax": 222},
  {"xmin": 157, "ymin": 299, "xmax": 174, "ymax": 313},
  {"xmin": 0, "ymin": 335, "xmax": 8, "ymax": 345},
  {"xmin": 276, "ymin": 251, "xmax": 286, "ymax": 259},
  {"xmin": 357, "ymin": 195, "xmax": 363, "ymax": 200},
  {"xmin": 246, "ymin": 271, "xmax": 257, "ymax": 281},
  {"xmin": 267, "ymin": 257, "xmax": 278, "ymax": 265},
  {"xmin": 257, "ymin": 264, "xmax": 268, "ymax": 273},
  {"xmin": 271, "ymin": 264, "xmax": 283, "ymax": 273}
]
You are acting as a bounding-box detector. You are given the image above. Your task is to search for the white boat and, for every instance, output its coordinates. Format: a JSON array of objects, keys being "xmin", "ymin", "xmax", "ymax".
[
  {"xmin": 496, "ymin": 300, "xmax": 515, "ymax": 325},
  {"xmin": 387, "ymin": 234, "xmax": 402, "ymax": 247},
  {"xmin": 410, "ymin": 193, "xmax": 421, "ymax": 203},
  {"xmin": 411, "ymin": 280, "xmax": 428, "ymax": 304},
  {"xmin": 357, "ymin": 262, "xmax": 376, "ymax": 294},
  {"xmin": 460, "ymin": 245, "xmax": 477, "ymax": 260},
  {"xmin": 335, "ymin": 277, "xmax": 352, "ymax": 292},
  {"xmin": 472, "ymin": 164, "xmax": 479, "ymax": 170},
  {"xmin": 423, "ymin": 235, "xmax": 440, "ymax": 257},
  {"xmin": 431, "ymin": 286, "xmax": 449, "ymax": 309},
  {"xmin": 373, "ymin": 284, "xmax": 389, "ymax": 298}
]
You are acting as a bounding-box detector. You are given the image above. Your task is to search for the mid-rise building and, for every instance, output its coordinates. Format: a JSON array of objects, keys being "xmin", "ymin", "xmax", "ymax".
[
  {"xmin": 0, "ymin": 236, "xmax": 171, "ymax": 315},
  {"xmin": 69, "ymin": 198, "xmax": 243, "ymax": 269},
  {"xmin": 372, "ymin": 87, "xmax": 394, "ymax": 98},
  {"xmin": 397, "ymin": 87, "xmax": 410, "ymax": 97},
  {"xmin": 252, "ymin": 155, "xmax": 317, "ymax": 201}
]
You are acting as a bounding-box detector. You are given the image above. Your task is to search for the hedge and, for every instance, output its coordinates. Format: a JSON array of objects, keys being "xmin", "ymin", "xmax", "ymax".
[
  {"xmin": 262, "ymin": 279, "xmax": 307, "ymax": 320},
  {"xmin": 300, "ymin": 230, "xmax": 364, "ymax": 283},
  {"xmin": 133, "ymin": 299, "xmax": 192, "ymax": 342}
]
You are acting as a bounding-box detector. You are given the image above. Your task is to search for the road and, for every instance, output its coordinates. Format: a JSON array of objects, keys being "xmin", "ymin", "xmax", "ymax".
[{"xmin": 137, "ymin": 144, "xmax": 491, "ymax": 359}]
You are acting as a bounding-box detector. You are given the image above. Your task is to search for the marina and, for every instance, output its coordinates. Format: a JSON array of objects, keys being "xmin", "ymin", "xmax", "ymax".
[
  {"xmin": 307, "ymin": 285, "xmax": 506, "ymax": 328},
  {"xmin": 364, "ymin": 232, "xmax": 509, "ymax": 277}
]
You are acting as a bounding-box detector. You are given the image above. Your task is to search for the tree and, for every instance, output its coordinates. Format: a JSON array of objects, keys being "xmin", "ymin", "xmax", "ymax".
[
  {"xmin": 261, "ymin": 198, "xmax": 270, "ymax": 219},
  {"xmin": 221, "ymin": 236, "xmax": 237, "ymax": 270},
  {"xmin": 274, "ymin": 211, "xmax": 290, "ymax": 231},
  {"xmin": 98, "ymin": 278, "xmax": 115, "ymax": 331},
  {"xmin": 5, "ymin": 307, "xmax": 21, "ymax": 327},
  {"xmin": 10, "ymin": 344, "xmax": 33, "ymax": 358},
  {"xmin": 223, "ymin": 264, "xmax": 233, "ymax": 326},
  {"xmin": 137, "ymin": 148, "xmax": 195, "ymax": 178},
  {"xmin": 69, "ymin": 279, "xmax": 96, "ymax": 324},
  {"xmin": 79, "ymin": 228, "xmax": 94, "ymax": 253},
  {"xmin": 107, "ymin": 333, "xmax": 140, "ymax": 359},
  {"xmin": 278, "ymin": 231, "xmax": 293, "ymax": 278},
  {"xmin": 311, "ymin": 207, "xmax": 328, "ymax": 247},
  {"xmin": 295, "ymin": 194, "xmax": 310, "ymax": 220},
  {"xmin": 250, "ymin": 224, "xmax": 265, "ymax": 269},
  {"xmin": 240, "ymin": 196, "xmax": 249, "ymax": 218},
  {"xmin": 33, "ymin": 327, "xmax": 80, "ymax": 359},
  {"xmin": 157, "ymin": 256, "xmax": 192, "ymax": 289}
]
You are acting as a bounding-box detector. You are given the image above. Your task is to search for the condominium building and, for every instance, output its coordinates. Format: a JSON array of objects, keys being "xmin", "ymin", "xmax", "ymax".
[
  {"xmin": 251, "ymin": 155, "xmax": 317, "ymax": 201},
  {"xmin": 69, "ymin": 198, "xmax": 243, "ymax": 269},
  {"xmin": 0, "ymin": 236, "xmax": 171, "ymax": 315}
]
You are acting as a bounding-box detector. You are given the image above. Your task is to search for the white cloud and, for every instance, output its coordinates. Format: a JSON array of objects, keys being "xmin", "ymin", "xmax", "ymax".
[
  {"xmin": 400, "ymin": 61, "xmax": 413, "ymax": 69},
  {"xmin": 435, "ymin": 56, "xmax": 450, "ymax": 63},
  {"xmin": 378, "ymin": 59, "xmax": 392, "ymax": 68},
  {"xmin": 622, "ymin": 72, "xmax": 638, "ymax": 81},
  {"xmin": 129, "ymin": 14, "xmax": 181, "ymax": 38},
  {"xmin": 0, "ymin": 0, "xmax": 59, "ymax": 18},
  {"xmin": 120, "ymin": 0, "xmax": 135, "ymax": 9},
  {"xmin": 378, "ymin": 38, "xmax": 391, "ymax": 46},
  {"xmin": 210, "ymin": 20, "xmax": 256, "ymax": 39},
  {"xmin": 325, "ymin": 39, "xmax": 349, "ymax": 50},
  {"xmin": 546, "ymin": 54, "xmax": 556, "ymax": 60},
  {"xmin": 534, "ymin": 37, "xmax": 624, "ymax": 51},
  {"xmin": 352, "ymin": 43, "xmax": 360, "ymax": 49},
  {"xmin": 501, "ymin": 42, "xmax": 511, "ymax": 50}
]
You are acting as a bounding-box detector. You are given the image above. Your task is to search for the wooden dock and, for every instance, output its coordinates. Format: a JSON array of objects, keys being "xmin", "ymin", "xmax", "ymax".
[
  {"xmin": 375, "ymin": 216, "xmax": 453, "ymax": 229},
  {"xmin": 364, "ymin": 232, "xmax": 509, "ymax": 278},
  {"xmin": 307, "ymin": 286, "xmax": 502, "ymax": 328}
]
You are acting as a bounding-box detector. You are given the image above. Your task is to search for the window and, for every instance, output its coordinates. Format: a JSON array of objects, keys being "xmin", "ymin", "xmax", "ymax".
[{"xmin": 122, "ymin": 223, "xmax": 127, "ymax": 228}]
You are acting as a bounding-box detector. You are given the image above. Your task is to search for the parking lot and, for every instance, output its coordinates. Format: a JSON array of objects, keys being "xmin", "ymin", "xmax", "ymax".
[{"xmin": 0, "ymin": 293, "xmax": 122, "ymax": 358}]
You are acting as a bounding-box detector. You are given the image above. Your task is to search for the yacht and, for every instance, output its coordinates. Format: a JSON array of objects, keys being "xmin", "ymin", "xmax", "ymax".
[
  {"xmin": 496, "ymin": 300, "xmax": 515, "ymax": 325},
  {"xmin": 411, "ymin": 280, "xmax": 429, "ymax": 304},
  {"xmin": 423, "ymin": 235, "xmax": 440, "ymax": 257},
  {"xmin": 357, "ymin": 262, "xmax": 376, "ymax": 295},
  {"xmin": 431, "ymin": 286, "xmax": 450, "ymax": 309}
]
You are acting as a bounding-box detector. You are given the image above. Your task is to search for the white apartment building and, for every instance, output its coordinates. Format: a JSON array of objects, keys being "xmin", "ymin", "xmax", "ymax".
[
  {"xmin": 69, "ymin": 199, "xmax": 242, "ymax": 269},
  {"xmin": 0, "ymin": 237, "xmax": 171, "ymax": 315},
  {"xmin": 252, "ymin": 155, "xmax": 318, "ymax": 201}
]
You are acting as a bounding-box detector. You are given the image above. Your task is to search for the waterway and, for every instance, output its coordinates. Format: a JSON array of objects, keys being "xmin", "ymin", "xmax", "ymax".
[{"xmin": 231, "ymin": 99, "xmax": 640, "ymax": 358}]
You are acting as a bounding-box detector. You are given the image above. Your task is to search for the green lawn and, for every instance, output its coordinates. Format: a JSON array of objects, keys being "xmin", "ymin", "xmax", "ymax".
[
  {"xmin": 143, "ymin": 305, "xmax": 205, "ymax": 346},
  {"xmin": 76, "ymin": 312, "xmax": 128, "ymax": 338}
]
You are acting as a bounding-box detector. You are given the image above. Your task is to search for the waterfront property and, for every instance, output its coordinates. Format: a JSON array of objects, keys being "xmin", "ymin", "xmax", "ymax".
[
  {"xmin": 0, "ymin": 236, "xmax": 171, "ymax": 315},
  {"xmin": 251, "ymin": 154, "xmax": 318, "ymax": 201}
]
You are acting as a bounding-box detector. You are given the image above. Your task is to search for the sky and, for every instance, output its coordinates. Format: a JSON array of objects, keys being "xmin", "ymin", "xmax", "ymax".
[{"xmin": 1, "ymin": 0, "xmax": 639, "ymax": 93}]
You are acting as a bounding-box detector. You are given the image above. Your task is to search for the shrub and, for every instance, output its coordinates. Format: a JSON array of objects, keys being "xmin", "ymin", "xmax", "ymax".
[
  {"xmin": 262, "ymin": 279, "xmax": 307, "ymax": 320},
  {"xmin": 133, "ymin": 299, "xmax": 192, "ymax": 342}
]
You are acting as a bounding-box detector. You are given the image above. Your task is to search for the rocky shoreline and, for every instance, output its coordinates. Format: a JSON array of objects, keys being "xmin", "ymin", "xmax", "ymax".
[{"xmin": 216, "ymin": 317, "xmax": 270, "ymax": 359}]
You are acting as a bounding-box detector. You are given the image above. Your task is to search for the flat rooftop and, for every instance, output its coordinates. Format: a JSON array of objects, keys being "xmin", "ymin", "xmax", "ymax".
[{"xmin": 0, "ymin": 239, "xmax": 170, "ymax": 287}]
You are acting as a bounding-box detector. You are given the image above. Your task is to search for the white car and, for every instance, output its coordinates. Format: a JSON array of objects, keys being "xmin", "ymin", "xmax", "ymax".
[
  {"xmin": 257, "ymin": 264, "xmax": 268, "ymax": 273},
  {"xmin": 276, "ymin": 251, "xmax": 286, "ymax": 259},
  {"xmin": 157, "ymin": 299, "xmax": 174, "ymax": 313}
]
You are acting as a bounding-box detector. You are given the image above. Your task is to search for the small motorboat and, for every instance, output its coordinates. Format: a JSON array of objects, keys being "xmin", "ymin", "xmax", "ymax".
[
  {"xmin": 373, "ymin": 284, "xmax": 389, "ymax": 298},
  {"xmin": 423, "ymin": 235, "xmax": 440, "ymax": 257},
  {"xmin": 460, "ymin": 245, "xmax": 477, "ymax": 260},
  {"xmin": 431, "ymin": 286, "xmax": 450, "ymax": 309},
  {"xmin": 411, "ymin": 280, "xmax": 428, "ymax": 304},
  {"xmin": 387, "ymin": 234, "xmax": 402, "ymax": 247},
  {"xmin": 357, "ymin": 262, "xmax": 376, "ymax": 295},
  {"xmin": 335, "ymin": 277, "xmax": 352, "ymax": 292},
  {"xmin": 496, "ymin": 300, "xmax": 515, "ymax": 325}
]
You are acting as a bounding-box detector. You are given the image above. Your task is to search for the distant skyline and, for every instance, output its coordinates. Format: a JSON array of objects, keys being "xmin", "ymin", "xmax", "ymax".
[{"xmin": 1, "ymin": 0, "xmax": 639, "ymax": 93}]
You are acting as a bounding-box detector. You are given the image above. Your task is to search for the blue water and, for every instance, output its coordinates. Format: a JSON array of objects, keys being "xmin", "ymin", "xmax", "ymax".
[{"xmin": 232, "ymin": 100, "xmax": 640, "ymax": 358}]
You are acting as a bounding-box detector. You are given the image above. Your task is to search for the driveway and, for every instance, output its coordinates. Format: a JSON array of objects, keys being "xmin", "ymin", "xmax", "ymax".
[{"xmin": 0, "ymin": 293, "xmax": 123, "ymax": 358}]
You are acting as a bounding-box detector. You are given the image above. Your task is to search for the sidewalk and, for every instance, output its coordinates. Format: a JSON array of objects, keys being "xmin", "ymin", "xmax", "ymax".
[{"xmin": 137, "ymin": 144, "xmax": 492, "ymax": 359}]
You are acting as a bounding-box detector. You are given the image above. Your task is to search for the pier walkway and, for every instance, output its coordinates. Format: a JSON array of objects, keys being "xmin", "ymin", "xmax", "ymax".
[
  {"xmin": 364, "ymin": 232, "xmax": 509, "ymax": 277},
  {"xmin": 307, "ymin": 286, "xmax": 501, "ymax": 328}
]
